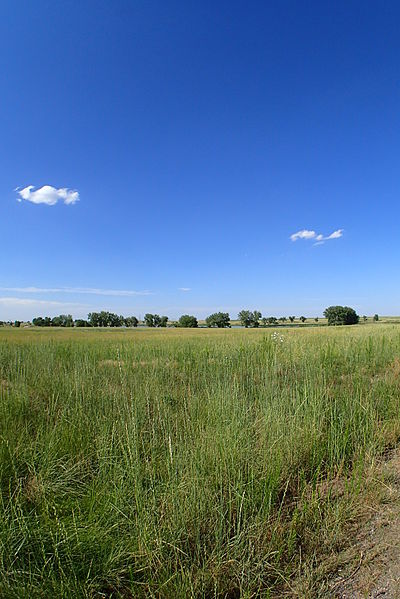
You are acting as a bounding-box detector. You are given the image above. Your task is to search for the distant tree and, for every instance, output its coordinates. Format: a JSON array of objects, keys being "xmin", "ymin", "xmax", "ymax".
[
  {"xmin": 33, "ymin": 316, "xmax": 53, "ymax": 326},
  {"xmin": 33, "ymin": 317, "xmax": 45, "ymax": 327},
  {"xmin": 51, "ymin": 314, "xmax": 74, "ymax": 327},
  {"xmin": 363, "ymin": 315, "xmax": 368, "ymax": 322},
  {"xmin": 144, "ymin": 313, "xmax": 155, "ymax": 327},
  {"xmin": 238, "ymin": 310, "xmax": 261, "ymax": 328},
  {"xmin": 88, "ymin": 311, "xmax": 122, "ymax": 327},
  {"xmin": 178, "ymin": 314, "xmax": 198, "ymax": 328},
  {"xmin": 252, "ymin": 310, "xmax": 261, "ymax": 328},
  {"xmin": 267, "ymin": 316, "xmax": 278, "ymax": 326},
  {"xmin": 323, "ymin": 306, "xmax": 359, "ymax": 326},
  {"xmin": 124, "ymin": 316, "xmax": 139, "ymax": 327},
  {"xmin": 289, "ymin": 316, "xmax": 295, "ymax": 323},
  {"xmin": 109, "ymin": 313, "xmax": 122, "ymax": 327},
  {"xmin": 299, "ymin": 316, "xmax": 306, "ymax": 323},
  {"xmin": 152, "ymin": 314, "xmax": 162, "ymax": 327},
  {"xmin": 238, "ymin": 310, "xmax": 252, "ymax": 328},
  {"xmin": 373, "ymin": 314, "xmax": 379, "ymax": 321},
  {"xmin": 88, "ymin": 312, "xmax": 99, "ymax": 327},
  {"xmin": 261, "ymin": 317, "xmax": 268, "ymax": 327},
  {"xmin": 14, "ymin": 320, "xmax": 21, "ymax": 328},
  {"xmin": 206, "ymin": 312, "xmax": 231, "ymax": 328},
  {"xmin": 159, "ymin": 316, "xmax": 168, "ymax": 327},
  {"xmin": 279, "ymin": 317, "xmax": 287, "ymax": 323},
  {"xmin": 314, "ymin": 317, "xmax": 319, "ymax": 322},
  {"xmin": 75, "ymin": 319, "xmax": 91, "ymax": 327}
]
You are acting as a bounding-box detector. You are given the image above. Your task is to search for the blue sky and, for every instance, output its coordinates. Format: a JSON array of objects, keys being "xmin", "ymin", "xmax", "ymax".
[{"xmin": 1, "ymin": 1, "xmax": 400, "ymax": 320}]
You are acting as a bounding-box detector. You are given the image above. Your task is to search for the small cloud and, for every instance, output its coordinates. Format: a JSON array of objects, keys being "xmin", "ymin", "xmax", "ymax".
[
  {"xmin": 325, "ymin": 229, "xmax": 343, "ymax": 240},
  {"xmin": 16, "ymin": 185, "xmax": 80, "ymax": 206},
  {"xmin": 0, "ymin": 286, "xmax": 152, "ymax": 297},
  {"xmin": 290, "ymin": 228, "xmax": 344, "ymax": 244},
  {"xmin": 178, "ymin": 287, "xmax": 191, "ymax": 292},
  {"xmin": 0, "ymin": 297, "xmax": 87, "ymax": 308},
  {"xmin": 290, "ymin": 230, "xmax": 316, "ymax": 242},
  {"xmin": 0, "ymin": 297, "xmax": 90, "ymax": 321}
]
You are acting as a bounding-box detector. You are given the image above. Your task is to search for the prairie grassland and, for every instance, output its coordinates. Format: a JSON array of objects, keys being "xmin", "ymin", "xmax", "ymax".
[{"xmin": 1, "ymin": 325, "xmax": 400, "ymax": 597}]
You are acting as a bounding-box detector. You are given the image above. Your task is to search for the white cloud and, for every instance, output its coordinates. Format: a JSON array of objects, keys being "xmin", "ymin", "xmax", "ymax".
[
  {"xmin": 290, "ymin": 230, "xmax": 316, "ymax": 241},
  {"xmin": 325, "ymin": 229, "xmax": 343, "ymax": 240},
  {"xmin": 0, "ymin": 286, "xmax": 152, "ymax": 297},
  {"xmin": 16, "ymin": 185, "xmax": 80, "ymax": 205},
  {"xmin": 0, "ymin": 297, "xmax": 89, "ymax": 321},
  {"xmin": 178, "ymin": 287, "xmax": 191, "ymax": 292},
  {"xmin": 0, "ymin": 297, "xmax": 86, "ymax": 307},
  {"xmin": 290, "ymin": 228, "xmax": 343, "ymax": 244}
]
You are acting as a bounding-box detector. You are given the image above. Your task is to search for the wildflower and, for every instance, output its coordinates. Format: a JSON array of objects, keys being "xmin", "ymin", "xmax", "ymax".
[{"xmin": 271, "ymin": 332, "xmax": 284, "ymax": 343}]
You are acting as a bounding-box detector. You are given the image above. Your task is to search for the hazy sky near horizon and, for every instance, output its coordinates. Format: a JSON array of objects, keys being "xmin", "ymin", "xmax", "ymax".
[{"xmin": 1, "ymin": 1, "xmax": 400, "ymax": 320}]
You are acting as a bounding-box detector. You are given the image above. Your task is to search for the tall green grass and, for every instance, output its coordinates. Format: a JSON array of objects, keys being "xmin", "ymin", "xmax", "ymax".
[{"xmin": 1, "ymin": 325, "xmax": 400, "ymax": 597}]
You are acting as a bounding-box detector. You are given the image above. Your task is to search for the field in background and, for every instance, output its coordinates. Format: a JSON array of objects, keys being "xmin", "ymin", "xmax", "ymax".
[{"xmin": 1, "ymin": 324, "xmax": 400, "ymax": 597}]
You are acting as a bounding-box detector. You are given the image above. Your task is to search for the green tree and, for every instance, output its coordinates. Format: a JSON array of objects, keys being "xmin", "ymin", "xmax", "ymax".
[
  {"xmin": 56, "ymin": 314, "xmax": 74, "ymax": 327},
  {"xmin": 373, "ymin": 314, "xmax": 379, "ymax": 321},
  {"xmin": 124, "ymin": 316, "xmax": 139, "ymax": 327},
  {"xmin": 323, "ymin": 306, "xmax": 359, "ymax": 325},
  {"xmin": 108, "ymin": 313, "xmax": 122, "ymax": 327},
  {"xmin": 153, "ymin": 314, "xmax": 162, "ymax": 327},
  {"xmin": 159, "ymin": 316, "xmax": 168, "ymax": 327},
  {"xmin": 363, "ymin": 315, "xmax": 368, "ymax": 322},
  {"xmin": 252, "ymin": 310, "xmax": 261, "ymax": 328},
  {"xmin": 32, "ymin": 317, "xmax": 45, "ymax": 326},
  {"xmin": 238, "ymin": 310, "xmax": 261, "ymax": 328},
  {"xmin": 299, "ymin": 316, "xmax": 306, "ymax": 323},
  {"xmin": 205, "ymin": 312, "xmax": 231, "ymax": 328},
  {"xmin": 75, "ymin": 319, "xmax": 91, "ymax": 327},
  {"xmin": 178, "ymin": 314, "xmax": 198, "ymax": 328},
  {"xmin": 144, "ymin": 314, "xmax": 154, "ymax": 327},
  {"xmin": 289, "ymin": 316, "xmax": 295, "ymax": 323},
  {"xmin": 88, "ymin": 312, "xmax": 100, "ymax": 327},
  {"xmin": 238, "ymin": 310, "xmax": 252, "ymax": 328},
  {"xmin": 88, "ymin": 311, "xmax": 122, "ymax": 327},
  {"xmin": 64, "ymin": 314, "xmax": 74, "ymax": 327}
]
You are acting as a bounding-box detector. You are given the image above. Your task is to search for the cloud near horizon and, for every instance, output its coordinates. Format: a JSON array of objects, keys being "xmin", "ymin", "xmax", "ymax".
[
  {"xmin": 178, "ymin": 287, "xmax": 191, "ymax": 292},
  {"xmin": 0, "ymin": 286, "xmax": 152, "ymax": 297},
  {"xmin": 0, "ymin": 297, "xmax": 87, "ymax": 308},
  {"xmin": 290, "ymin": 229, "xmax": 343, "ymax": 244},
  {"xmin": 16, "ymin": 185, "xmax": 80, "ymax": 205}
]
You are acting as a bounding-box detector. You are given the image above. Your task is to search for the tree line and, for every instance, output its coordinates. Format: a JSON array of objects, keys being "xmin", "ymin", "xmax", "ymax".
[{"xmin": 18, "ymin": 306, "xmax": 372, "ymax": 328}]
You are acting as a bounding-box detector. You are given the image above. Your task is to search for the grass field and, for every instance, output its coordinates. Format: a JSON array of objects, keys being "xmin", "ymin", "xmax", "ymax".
[{"xmin": 1, "ymin": 324, "xmax": 400, "ymax": 597}]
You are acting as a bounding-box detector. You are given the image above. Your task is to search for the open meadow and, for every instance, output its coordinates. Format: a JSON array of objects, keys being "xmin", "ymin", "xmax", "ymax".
[{"xmin": 1, "ymin": 324, "xmax": 400, "ymax": 597}]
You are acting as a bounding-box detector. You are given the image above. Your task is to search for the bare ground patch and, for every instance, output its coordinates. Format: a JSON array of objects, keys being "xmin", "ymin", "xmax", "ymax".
[{"xmin": 327, "ymin": 451, "xmax": 400, "ymax": 598}]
